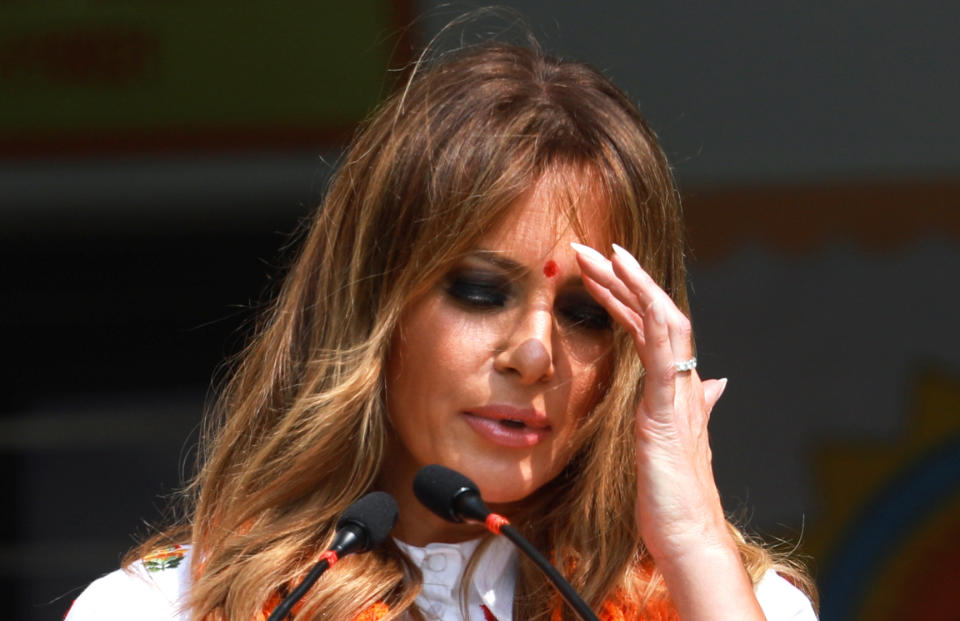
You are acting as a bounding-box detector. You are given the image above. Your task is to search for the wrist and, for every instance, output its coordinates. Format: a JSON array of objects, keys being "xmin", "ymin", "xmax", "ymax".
[
  {"xmin": 641, "ymin": 503, "xmax": 733, "ymax": 559},
  {"xmin": 655, "ymin": 531, "xmax": 742, "ymax": 575},
  {"xmin": 645, "ymin": 518, "xmax": 741, "ymax": 574},
  {"xmin": 654, "ymin": 538, "xmax": 765, "ymax": 621}
]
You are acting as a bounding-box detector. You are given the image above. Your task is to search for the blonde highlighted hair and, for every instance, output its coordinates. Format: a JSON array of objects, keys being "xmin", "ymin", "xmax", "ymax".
[{"xmin": 129, "ymin": 41, "xmax": 814, "ymax": 620}]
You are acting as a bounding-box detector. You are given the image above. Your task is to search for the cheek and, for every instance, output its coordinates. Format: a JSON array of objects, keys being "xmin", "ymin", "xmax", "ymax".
[
  {"xmin": 567, "ymin": 344, "xmax": 614, "ymax": 414},
  {"xmin": 386, "ymin": 302, "xmax": 441, "ymax": 416},
  {"xmin": 387, "ymin": 297, "xmax": 492, "ymax": 401}
]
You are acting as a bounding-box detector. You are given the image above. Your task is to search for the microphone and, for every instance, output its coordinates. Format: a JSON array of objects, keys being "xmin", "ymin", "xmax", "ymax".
[
  {"xmin": 265, "ymin": 491, "xmax": 398, "ymax": 621},
  {"xmin": 413, "ymin": 462, "xmax": 493, "ymax": 523},
  {"xmin": 413, "ymin": 465, "xmax": 600, "ymax": 621},
  {"xmin": 332, "ymin": 490, "xmax": 399, "ymax": 556}
]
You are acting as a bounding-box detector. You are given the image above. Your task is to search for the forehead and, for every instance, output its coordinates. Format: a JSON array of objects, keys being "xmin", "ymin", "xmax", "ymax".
[{"xmin": 483, "ymin": 170, "xmax": 612, "ymax": 253}]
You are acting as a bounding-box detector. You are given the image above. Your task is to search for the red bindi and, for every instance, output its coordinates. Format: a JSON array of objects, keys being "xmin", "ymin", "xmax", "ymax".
[{"xmin": 543, "ymin": 259, "xmax": 559, "ymax": 278}]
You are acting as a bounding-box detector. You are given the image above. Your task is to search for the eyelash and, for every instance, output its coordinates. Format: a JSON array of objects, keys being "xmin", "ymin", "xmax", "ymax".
[
  {"xmin": 561, "ymin": 303, "xmax": 612, "ymax": 331},
  {"xmin": 445, "ymin": 274, "xmax": 509, "ymax": 308},
  {"xmin": 444, "ymin": 273, "xmax": 612, "ymax": 331}
]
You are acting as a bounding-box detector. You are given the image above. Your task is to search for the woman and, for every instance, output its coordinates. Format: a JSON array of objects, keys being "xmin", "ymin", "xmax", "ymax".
[{"xmin": 66, "ymin": 42, "xmax": 817, "ymax": 620}]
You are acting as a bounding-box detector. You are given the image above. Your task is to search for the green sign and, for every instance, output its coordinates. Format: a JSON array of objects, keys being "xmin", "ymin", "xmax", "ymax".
[{"xmin": 0, "ymin": 1, "xmax": 403, "ymax": 151}]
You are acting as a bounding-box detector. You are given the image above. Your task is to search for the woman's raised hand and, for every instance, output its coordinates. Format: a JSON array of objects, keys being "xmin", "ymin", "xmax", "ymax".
[{"xmin": 572, "ymin": 242, "xmax": 765, "ymax": 620}]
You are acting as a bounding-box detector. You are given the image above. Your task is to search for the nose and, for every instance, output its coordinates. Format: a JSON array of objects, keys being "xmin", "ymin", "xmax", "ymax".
[{"xmin": 493, "ymin": 306, "xmax": 555, "ymax": 384}]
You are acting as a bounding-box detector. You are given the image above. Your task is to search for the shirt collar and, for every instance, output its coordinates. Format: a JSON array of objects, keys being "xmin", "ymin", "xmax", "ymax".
[
  {"xmin": 471, "ymin": 536, "xmax": 516, "ymax": 621},
  {"xmin": 394, "ymin": 536, "xmax": 517, "ymax": 620}
]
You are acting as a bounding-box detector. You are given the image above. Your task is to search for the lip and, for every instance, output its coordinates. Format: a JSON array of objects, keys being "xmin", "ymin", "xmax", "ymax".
[{"xmin": 461, "ymin": 404, "xmax": 551, "ymax": 448}]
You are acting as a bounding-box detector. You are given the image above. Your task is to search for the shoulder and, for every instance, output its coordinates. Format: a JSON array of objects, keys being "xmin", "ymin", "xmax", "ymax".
[
  {"xmin": 754, "ymin": 569, "xmax": 818, "ymax": 621},
  {"xmin": 64, "ymin": 545, "xmax": 193, "ymax": 621}
]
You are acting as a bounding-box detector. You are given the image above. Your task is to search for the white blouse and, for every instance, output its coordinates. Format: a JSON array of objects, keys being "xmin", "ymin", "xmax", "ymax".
[
  {"xmin": 394, "ymin": 537, "xmax": 515, "ymax": 621},
  {"xmin": 393, "ymin": 537, "xmax": 817, "ymax": 621},
  {"xmin": 64, "ymin": 540, "xmax": 817, "ymax": 620}
]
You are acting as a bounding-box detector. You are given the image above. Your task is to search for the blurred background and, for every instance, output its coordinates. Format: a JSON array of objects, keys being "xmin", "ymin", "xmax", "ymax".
[{"xmin": 2, "ymin": 2, "xmax": 958, "ymax": 619}]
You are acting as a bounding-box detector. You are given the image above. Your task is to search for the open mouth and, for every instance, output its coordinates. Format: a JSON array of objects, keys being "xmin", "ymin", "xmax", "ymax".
[
  {"xmin": 499, "ymin": 419, "xmax": 526, "ymax": 429},
  {"xmin": 461, "ymin": 410, "xmax": 549, "ymax": 448}
]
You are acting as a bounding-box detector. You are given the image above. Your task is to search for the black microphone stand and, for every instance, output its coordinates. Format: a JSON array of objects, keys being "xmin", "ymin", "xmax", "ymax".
[
  {"xmin": 498, "ymin": 523, "xmax": 600, "ymax": 621},
  {"xmin": 266, "ymin": 556, "xmax": 333, "ymax": 621},
  {"xmin": 414, "ymin": 465, "xmax": 600, "ymax": 621},
  {"xmin": 265, "ymin": 492, "xmax": 397, "ymax": 621}
]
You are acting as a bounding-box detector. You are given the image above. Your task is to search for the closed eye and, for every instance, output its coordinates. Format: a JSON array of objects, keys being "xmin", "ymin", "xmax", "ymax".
[
  {"xmin": 445, "ymin": 271, "xmax": 511, "ymax": 308},
  {"xmin": 557, "ymin": 293, "xmax": 611, "ymax": 331}
]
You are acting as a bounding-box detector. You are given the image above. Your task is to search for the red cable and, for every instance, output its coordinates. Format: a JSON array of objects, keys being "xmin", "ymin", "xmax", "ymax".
[
  {"xmin": 319, "ymin": 549, "xmax": 339, "ymax": 567},
  {"xmin": 485, "ymin": 513, "xmax": 510, "ymax": 535}
]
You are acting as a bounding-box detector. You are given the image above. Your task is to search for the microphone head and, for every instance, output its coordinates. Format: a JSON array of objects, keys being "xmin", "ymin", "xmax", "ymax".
[
  {"xmin": 336, "ymin": 491, "xmax": 398, "ymax": 549},
  {"xmin": 413, "ymin": 464, "xmax": 487, "ymax": 523}
]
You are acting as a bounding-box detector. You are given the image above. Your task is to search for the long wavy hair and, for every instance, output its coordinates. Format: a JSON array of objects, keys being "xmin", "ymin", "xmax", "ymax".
[{"xmin": 129, "ymin": 42, "xmax": 814, "ymax": 620}]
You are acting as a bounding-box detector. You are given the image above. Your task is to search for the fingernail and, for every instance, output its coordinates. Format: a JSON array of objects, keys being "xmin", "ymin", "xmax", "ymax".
[
  {"xmin": 717, "ymin": 377, "xmax": 729, "ymax": 399},
  {"xmin": 570, "ymin": 242, "xmax": 608, "ymax": 264},
  {"xmin": 651, "ymin": 298, "xmax": 666, "ymax": 324},
  {"xmin": 611, "ymin": 243, "xmax": 643, "ymax": 271}
]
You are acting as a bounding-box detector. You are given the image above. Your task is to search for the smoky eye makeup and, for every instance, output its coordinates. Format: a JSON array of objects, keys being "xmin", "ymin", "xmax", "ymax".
[
  {"xmin": 556, "ymin": 290, "xmax": 612, "ymax": 331},
  {"xmin": 443, "ymin": 268, "xmax": 512, "ymax": 308}
]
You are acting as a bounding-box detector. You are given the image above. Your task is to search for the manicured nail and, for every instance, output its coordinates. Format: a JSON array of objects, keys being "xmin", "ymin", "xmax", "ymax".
[
  {"xmin": 611, "ymin": 243, "xmax": 643, "ymax": 271},
  {"xmin": 570, "ymin": 242, "xmax": 608, "ymax": 264},
  {"xmin": 717, "ymin": 377, "xmax": 729, "ymax": 399}
]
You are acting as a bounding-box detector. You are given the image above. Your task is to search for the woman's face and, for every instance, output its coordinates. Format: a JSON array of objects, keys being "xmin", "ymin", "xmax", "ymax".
[{"xmin": 383, "ymin": 174, "xmax": 614, "ymax": 534}]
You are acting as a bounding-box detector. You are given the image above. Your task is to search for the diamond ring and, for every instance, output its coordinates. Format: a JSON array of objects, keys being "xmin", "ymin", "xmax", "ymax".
[{"xmin": 674, "ymin": 357, "xmax": 697, "ymax": 372}]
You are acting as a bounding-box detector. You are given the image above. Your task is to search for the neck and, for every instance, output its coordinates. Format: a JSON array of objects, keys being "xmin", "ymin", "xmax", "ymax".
[
  {"xmin": 380, "ymin": 468, "xmax": 487, "ymax": 546},
  {"xmin": 377, "ymin": 447, "xmax": 488, "ymax": 546}
]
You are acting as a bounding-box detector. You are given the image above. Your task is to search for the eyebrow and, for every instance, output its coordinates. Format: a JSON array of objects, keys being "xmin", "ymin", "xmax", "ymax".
[
  {"xmin": 469, "ymin": 249, "xmax": 585, "ymax": 287},
  {"xmin": 470, "ymin": 249, "xmax": 525, "ymax": 274}
]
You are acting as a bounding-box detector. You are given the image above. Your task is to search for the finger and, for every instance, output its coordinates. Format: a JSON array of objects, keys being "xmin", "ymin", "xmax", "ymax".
[
  {"xmin": 692, "ymin": 378, "xmax": 727, "ymax": 451},
  {"xmin": 611, "ymin": 243, "xmax": 695, "ymax": 364},
  {"xmin": 570, "ymin": 243, "xmax": 646, "ymax": 344},
  {"xmin": 580, "ymin": 270, "xmax": 646, "ymax": 348},
  {"xmin": 701, "ymin": 377, "xmax": 728, "ymax": 418},
  {"xmin": 571, "ymin": 242, "xmax": 646, "ymax": 316},
  {"xmin": 610, "ymin": 243, "xmax": 688, "ymax": 323},
  {"xmin": 609, "ymin": 243, "xmax": 660, "ymax": 314},
  {"xmin": 640, "ymin": 296, "xmax": 678, "ymax": 420}
]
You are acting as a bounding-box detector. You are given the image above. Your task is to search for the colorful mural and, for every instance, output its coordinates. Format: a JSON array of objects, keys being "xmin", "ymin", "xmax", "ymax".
[{"xmin": 812, "ymin": 368, "xmax": 960, "ymax": 620}]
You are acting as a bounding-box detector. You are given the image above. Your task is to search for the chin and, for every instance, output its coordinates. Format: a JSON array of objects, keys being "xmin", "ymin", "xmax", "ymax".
[
  {"xmin": 475, "ymin": 481, "xmax": 534, "ymax": 505},
  {"xmin": 456, "ymin": 457, "xmax": 558, "ymax": 505}
]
